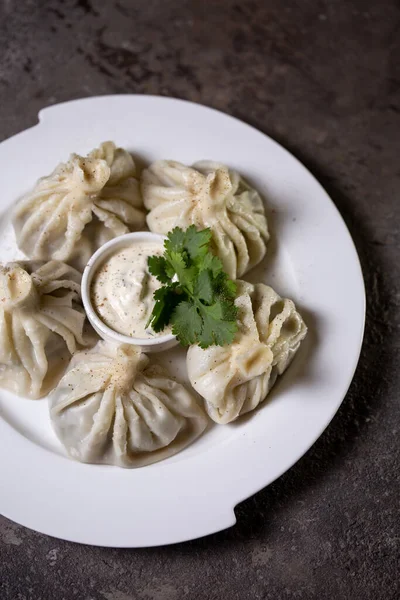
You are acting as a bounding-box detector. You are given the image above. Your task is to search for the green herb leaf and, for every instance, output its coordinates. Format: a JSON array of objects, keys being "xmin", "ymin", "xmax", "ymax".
[
  {"xmin": 146, "ymin": 284, "xmax": 182, "ymax": 332},
  {"xmin": 146, "ymin": 226, "xmax": 238, "ymax": 348},
  {"xmin": 194, "ymin": 270, "xmax": 214, "ymax": 304},
  {"xmin": 214, "ymin": 271, "xmax": 237, "ymax": 299},
  {"xmin": 171, "ymin": 300, "xmax": 203, "ymax": 346},
  {"xmin": 197, "ymin": 302, "xmax": 238, "ymax": 348},
  {"xmin": 185, "ymin": 225, "xmax": 212, "ymax": 260},
  {"xmin": 164, "ymin": 227, "xmax": 186, "ymax": 254},
  {"xmin": 147, "ymin": 255, "xmax": 171, "ymax": 284},
  {"xmin": 201, "ymin": 252, "xmax": 224, "ymax": 276}
]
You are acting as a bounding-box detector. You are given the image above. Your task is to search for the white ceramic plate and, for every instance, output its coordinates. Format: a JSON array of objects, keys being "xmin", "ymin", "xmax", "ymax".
[{"xmin": 0, "ymin": 95, "xmax": 365, "ymax": 547}]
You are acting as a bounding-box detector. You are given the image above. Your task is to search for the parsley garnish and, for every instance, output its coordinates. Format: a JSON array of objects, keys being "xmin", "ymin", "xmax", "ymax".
[{"xmin": 146, "ymin": 226, "xmax": 238, "ymax": 348}]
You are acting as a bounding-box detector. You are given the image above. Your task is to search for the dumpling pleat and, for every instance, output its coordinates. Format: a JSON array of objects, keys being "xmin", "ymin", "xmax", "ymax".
[
  {"xmin": 40, "ymin": 292, "xmax": 80, "ymax": 307},
  {"xmin": 0, "ymin": 310, "xmax": 17, "ymax": 364},
  {"xmin": 79, "ymin": 388, "xmax": 116, "ymax": 462},
  {"xmin": 33, "ymin": 260, "xmax": 81, "ymax": 285},
  {"xmin": 98, "ymin": 178, "xmax": 142, "ymax": 206},
  {"xmin": 38, "ymin": 305, "xmax": 87, "ymax": 347},
  {"xmin": 12, "ymin": 313, "xmax": 49, "ymax": 396},
  {"xmin": 34, "ymin": 190, "xmax": 89, "ymax": 260},
  {"xmin": 94, "ymin": 197, "xmax": 145, "ymax": 228},
  {"xmin": 229, "ymin": 213, "xmax": 267, "ymax": 272},
  {"xmin": 121, "ymin": 391, "xmax": 156, "ymax": 454},
  {"xmin": 17, "ymin": 194, "xmax": 62, "ymax": 256},
  {"xmin": 91, "ymin": 205, "xmax": 130, "ymax": 237},
  {"xmin": 130, "ymin": 383, "xmax": 184, "ymax": 449}
]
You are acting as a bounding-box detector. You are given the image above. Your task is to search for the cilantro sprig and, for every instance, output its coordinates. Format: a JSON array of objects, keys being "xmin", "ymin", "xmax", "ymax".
[{"xmin": 146, "ymin": 226, "xmax": 238, "ymax": 348}]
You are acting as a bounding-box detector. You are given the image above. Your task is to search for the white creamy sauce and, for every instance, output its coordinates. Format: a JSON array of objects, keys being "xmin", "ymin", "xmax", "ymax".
[{"xmin": 91, "ymin": 242, "xmax": 172, "ymax": 339}]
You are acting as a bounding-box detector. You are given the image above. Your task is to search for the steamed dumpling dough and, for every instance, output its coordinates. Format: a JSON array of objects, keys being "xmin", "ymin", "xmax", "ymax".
[
  {"xmin": 187, "ymin": 281, "xmax": 307, "ymax": 424},
  {"xmin": 0, "ymin": 261, "xmax": 94, "ymax": 399},
  {"xmin": 141, "ymin": 160, "xmax": 269, "ymax": 279},
  {"xmin": 13, "ymin": 141, "xmax": 146, "ymax": 270},
  {"xmin": 49, "ymin": 341, "xmax": 208, "ymax": 468}
]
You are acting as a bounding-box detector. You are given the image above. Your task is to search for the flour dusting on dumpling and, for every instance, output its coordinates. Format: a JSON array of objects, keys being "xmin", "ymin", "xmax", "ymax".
[
  {"xmin": 13, "ymin": 142, "xmax": 146, "ymax": 271},
  {"xmin": 141, "ymin": 160, "xmax": 269, "ymax": 279},
  {"xmin": 49, "ymin": 341, "xmax": 208, "ymax": 468}
]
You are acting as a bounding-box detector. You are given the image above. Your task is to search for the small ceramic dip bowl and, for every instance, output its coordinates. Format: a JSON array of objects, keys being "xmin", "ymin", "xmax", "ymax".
[{"xmin": 81, "ymin": 232, "xmax": 178, "ymax": 353}]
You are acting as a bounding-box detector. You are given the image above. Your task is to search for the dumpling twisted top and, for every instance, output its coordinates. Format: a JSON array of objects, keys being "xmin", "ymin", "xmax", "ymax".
[{"xmin": 13, "ymin": 142, "xmax": 146, "ymax": 270}]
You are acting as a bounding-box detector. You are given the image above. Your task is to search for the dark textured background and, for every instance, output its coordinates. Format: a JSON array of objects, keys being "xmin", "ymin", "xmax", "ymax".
[{"xmin": 1, "ymin": 1, "xmax": 399, "ymax": 599}]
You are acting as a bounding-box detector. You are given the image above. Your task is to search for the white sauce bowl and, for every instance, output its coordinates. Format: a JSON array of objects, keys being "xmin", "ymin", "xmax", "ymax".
[{"xmin": 81, "ymin": 232, "xmax": 179, "ymax": 353}]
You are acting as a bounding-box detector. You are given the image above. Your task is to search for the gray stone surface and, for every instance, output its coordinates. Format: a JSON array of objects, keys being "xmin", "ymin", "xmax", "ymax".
[{"xmin": 0, "ymin": 0, "xmax": 399, "ymax": 598}]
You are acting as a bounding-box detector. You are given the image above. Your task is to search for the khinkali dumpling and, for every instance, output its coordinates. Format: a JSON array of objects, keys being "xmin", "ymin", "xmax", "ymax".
[
  {"xmin": 13, "ymin": 141, "xmax": 146, "ymax": 270},
  {"xmin": 0, "ymin": 261, "xmax": 94, "ymax": 399},
  {"xmin": 141, "ymin": 160, "xmax": 269, "ymax": 279},
  {"xmin": 187, "ymin": 281, "xmax": 307, "ymax": 424},
  {"xmin": 49, "ymin": 341, "xmax": 208, "ymax": 467}
]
